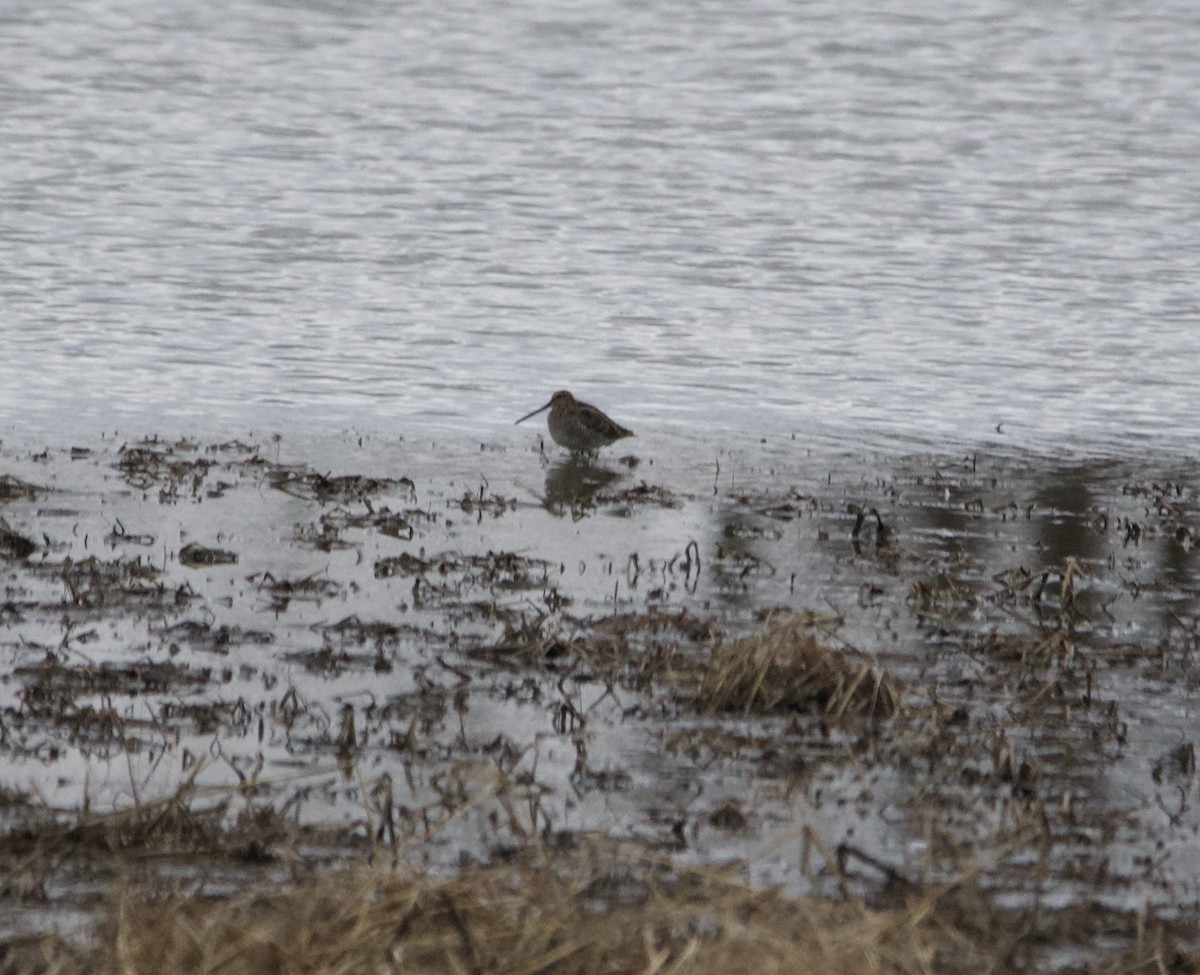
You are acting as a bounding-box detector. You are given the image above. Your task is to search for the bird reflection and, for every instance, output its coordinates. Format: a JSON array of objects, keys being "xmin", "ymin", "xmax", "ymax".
[{"xmin": 542, "ymin": 455, "xmax": 623, "ymax": 516}]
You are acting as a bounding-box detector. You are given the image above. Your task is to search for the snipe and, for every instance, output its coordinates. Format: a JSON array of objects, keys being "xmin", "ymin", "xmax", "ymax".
[{"xmin": 515, "ymin": 390, "xmax": 634, "ymax": 453}]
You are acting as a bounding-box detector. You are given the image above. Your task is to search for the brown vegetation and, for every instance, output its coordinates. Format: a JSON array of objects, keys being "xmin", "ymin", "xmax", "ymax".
[
  {"xmin": 80, "ymin": 847, "xmax": 941, "ymax": 975},
  {"xmin": 696, "ymin": 614, "xmax": 900, "ymax": 718}
]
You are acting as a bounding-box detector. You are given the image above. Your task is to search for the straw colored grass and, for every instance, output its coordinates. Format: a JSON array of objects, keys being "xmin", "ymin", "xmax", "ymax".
[
  {"xmin": 697, "ymin": 615, "xmax": 900, "ymax": 717},
  {"xmin": 81, "ymin": 847, "xmax": 937, "ymax": 975}
]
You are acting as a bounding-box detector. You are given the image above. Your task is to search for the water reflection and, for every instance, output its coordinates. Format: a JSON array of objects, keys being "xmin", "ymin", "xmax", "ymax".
[
  {"xmin": 696, "ymin": 450, "xmax": 1200, "ymax": 917},
  {"xmin": 542, "ymin": 455, "xmax": 624, "ymax": 517},
  {"xmin": 899, "ymin": 460, "xmax": 1199, "ymax": 613},
  {"xmin": 1030, "ymin": 466, "xmax": 1108, "ymax": 569},
  {"xmin": 849, "ymin": 504, "xmax": 893, "ymax": 558}
]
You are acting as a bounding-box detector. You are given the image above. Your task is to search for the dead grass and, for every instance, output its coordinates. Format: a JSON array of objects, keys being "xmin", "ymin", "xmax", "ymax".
[
  {"xmin": 81, "ymin": 846, "xmax": 940, "ymax": 975},
  {"xmin": 6, "ymin": 839, "xmax": 1194, "ymax": 975},
  {"xmin": 697, "ymin": 614, "xmax": 901, "ymax": 717}
]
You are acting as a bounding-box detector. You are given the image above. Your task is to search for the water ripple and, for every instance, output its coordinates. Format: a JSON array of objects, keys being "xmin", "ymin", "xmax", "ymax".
[{"xmin": 1, "ymin": 0, "xmax": 1199, "ymax": 455}]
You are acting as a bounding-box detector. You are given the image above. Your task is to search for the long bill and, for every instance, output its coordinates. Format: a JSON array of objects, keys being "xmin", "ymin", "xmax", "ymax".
[{"xmin": 514, "ymin": 400, "xmax": 553, "ymax": 425}]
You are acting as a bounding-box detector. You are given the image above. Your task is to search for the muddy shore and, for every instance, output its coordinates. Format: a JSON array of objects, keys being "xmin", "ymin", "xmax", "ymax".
[{"xmin": 0, "ymin": 431, "xmax": 1198, "ymax": 971}]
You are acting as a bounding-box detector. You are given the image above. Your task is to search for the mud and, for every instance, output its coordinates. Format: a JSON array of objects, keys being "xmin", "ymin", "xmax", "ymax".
[{"xmin": 0, "ymin": 431, "xmax": 1198, "ymax": 970}]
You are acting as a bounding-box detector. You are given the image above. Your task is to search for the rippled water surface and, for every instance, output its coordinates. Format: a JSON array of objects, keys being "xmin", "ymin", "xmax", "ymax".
[{"xmin": 2, "ymin": 0, "xmax": 1199, "ymax": 449}]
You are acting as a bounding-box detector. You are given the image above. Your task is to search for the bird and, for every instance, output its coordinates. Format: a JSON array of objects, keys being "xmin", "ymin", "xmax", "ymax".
[{"xmin": 515, "ymin": 390, "xmax": 634, "ymax": 453}]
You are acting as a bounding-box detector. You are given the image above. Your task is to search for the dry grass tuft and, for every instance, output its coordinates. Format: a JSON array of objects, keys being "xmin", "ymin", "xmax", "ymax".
[
  {"xmin": 84, "ymin": 847, "xmax": 938, "ymax": 975},
  {"xmin": 697, "ymin": 615, "xmax": 900, "ymax": 717}
]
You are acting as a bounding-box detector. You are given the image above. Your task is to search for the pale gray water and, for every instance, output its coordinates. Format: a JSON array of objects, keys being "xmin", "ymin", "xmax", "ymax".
[{"xmin": 2, "ymin": 0, "xmax": 1199, "ymax": 451}]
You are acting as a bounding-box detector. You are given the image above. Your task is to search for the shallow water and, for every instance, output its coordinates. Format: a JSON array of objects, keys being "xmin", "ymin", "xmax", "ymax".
[
  {"xmin": 2, "ymin": 0, "xmax": 1200, "ymax": 453},
  {"xmin": 2, "ymin": 432, "xmax": 1200, "ymax": 961}
]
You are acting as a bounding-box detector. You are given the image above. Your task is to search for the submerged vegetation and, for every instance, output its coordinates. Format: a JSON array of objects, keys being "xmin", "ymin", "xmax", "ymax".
[{"xmin": 0, "ymin": 435, "xmax": 1198, "ymax": 971}]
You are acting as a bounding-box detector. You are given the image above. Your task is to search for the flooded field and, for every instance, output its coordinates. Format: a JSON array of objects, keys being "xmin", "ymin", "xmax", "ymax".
[{"xmin": 0, "ymin": 431, "xmax": 1198, "ymax": 971}]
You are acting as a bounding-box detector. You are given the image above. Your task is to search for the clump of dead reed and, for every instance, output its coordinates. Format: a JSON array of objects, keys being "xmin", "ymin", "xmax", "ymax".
[
  {"xmin": 83, "ymin": 845, "xmax": 939, "ymax": 975},
  {"xmin": 697, "ymin": 614, "xmax": 900, "ymax": 717}
]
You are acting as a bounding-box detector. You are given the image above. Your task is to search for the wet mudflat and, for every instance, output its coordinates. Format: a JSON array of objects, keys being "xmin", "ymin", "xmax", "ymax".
[{"xmin": 0, "ymin": 431, "xmax": 1198, "ymax": 972}]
